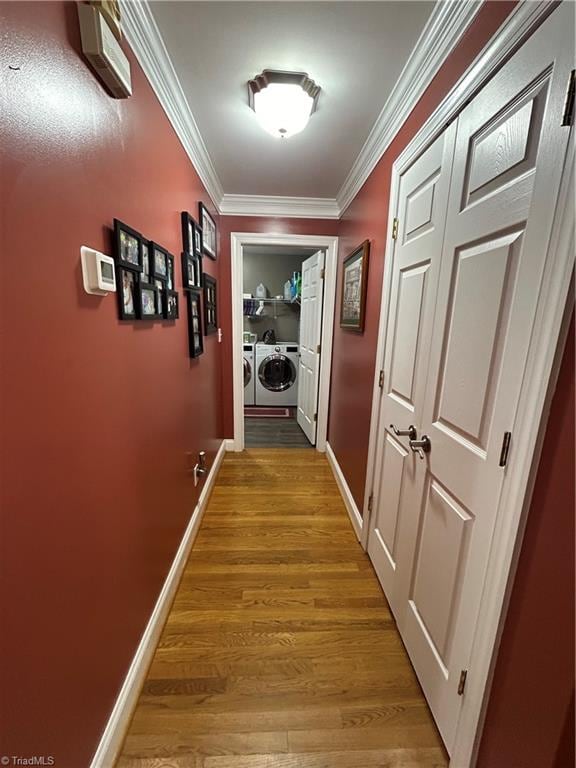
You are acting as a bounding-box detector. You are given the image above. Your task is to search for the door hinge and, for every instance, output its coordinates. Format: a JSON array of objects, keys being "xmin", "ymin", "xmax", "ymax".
[
  {"xmin": 316, "ymin": 344, "xmax": 321, "ymax": 354},
  {"xmin": 392, "ymin": 217, "xmax": 399, "ymax": 240},
  {"xmin": 561, "ymin": 69, "xmax": 575, "ymax": 126},
  {"xmin": 320, "ymin": 268, "xmax": 325, "ymax": 279},
  {"xmin": 378, "ymin": 369, "xmax": 384, "ymax": 388},
  {"xmin": 367, "ymin": 493, "xmax": 374, "ymax": 512},
  {"xmin": 313, "ymin": 413, "xmax": 318, "ymax": 422},
  {"xmin": 499, "ymin": 431, "xmax": 512, "ymax": 467},
  {"xmin": 458, "ymin": 669, "xmax": 468, "ymax": 696}
]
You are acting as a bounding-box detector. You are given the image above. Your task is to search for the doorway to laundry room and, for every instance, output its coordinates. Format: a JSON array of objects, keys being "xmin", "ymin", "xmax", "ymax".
[{"xmin": 231, "ymin": 232, "xmax": 339, "ymax": 452}]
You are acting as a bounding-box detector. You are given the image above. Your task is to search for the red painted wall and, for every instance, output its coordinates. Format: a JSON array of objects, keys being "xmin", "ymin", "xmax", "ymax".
[
  {"xmin": 330, "ymin": 1, "xmax": 517, "ymax": 509},
  {"xmin": 0, "ymin": 3, "xmax": 222, "ymax": 766},
  {"xmin": 218, "ymin": 216, "xmax": 339, "ymax": 437},
  {"xmin": 477, "ymin": 319, "xmax": 575, "ymax": 768}
]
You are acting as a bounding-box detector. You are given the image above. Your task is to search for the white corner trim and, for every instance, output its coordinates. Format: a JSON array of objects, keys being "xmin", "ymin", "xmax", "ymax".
[
  {"xmin": 224, "ymin": 439, "xmax": 235, "ymax": 451},
  {"xmin": 120, "ymin": 0, "xmax": 224, "ymax": 208},
  {"xmin": 219, "ymin": 194, "xmax": 340, "ymax": 219},
  {"xmin": 326, "ymin": 442, "xmax": 363, "ymax": 541},
  {"xmin": 336, "ymin": 0, "xmax": 481, "ymax": 215},
  {"xmin": 90, "ymin": 440, "xmax": 227, "ymax": 768}
]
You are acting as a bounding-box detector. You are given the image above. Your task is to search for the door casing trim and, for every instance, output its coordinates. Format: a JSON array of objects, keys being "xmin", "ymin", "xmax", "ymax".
[
  {"xmin": 230, "ymin": 232, "xmax": 338, "ymax": 452},
  {"xmin": 361, "ymin": 2, "xmax": 575, "ymax": 765}
]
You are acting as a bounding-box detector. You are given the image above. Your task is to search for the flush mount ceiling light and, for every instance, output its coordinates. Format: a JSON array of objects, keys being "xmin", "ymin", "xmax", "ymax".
[{"xmin": 248, "ymin": 70, "xmax": 320, "ymax": 139}]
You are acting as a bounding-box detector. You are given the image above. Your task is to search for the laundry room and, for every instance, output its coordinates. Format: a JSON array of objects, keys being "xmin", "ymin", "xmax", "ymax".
[{"xmin": 242, "ymin": 244, "xmax": 321, "ymax": 447}]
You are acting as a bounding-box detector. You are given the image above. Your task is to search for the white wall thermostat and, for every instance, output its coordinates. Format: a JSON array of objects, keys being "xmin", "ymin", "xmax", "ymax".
[{"xmin": 81, "ymin": 246, "xmax": 116, "ymax": 296}]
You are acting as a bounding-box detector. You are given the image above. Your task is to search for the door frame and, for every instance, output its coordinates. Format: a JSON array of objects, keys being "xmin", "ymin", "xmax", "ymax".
[
  {"xmin": 230, "ymin": 232, "xmax": 339, "ymax": 453},
  {"xmin": 361, "ymin": 2, "xmax": 575, "ymax": 765}
]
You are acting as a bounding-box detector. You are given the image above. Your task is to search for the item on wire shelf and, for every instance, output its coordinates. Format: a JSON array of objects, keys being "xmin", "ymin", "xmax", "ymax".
[
  {"xmin": 284, "ymin": 279, "xmax": 292, "ymax": 300},
  {"xmin": 255, "ymin": 301, "xmax": 265, "ymax": 316},
  {"xmin": 262, "ymin": 329, "xmax": 276, "ymax": 344},
  {"xmin": 255, "ymin": 282, "xmax": 268, "ymax": 298}
]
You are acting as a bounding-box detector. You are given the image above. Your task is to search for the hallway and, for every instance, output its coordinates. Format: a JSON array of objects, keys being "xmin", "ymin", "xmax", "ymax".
[{"xmin": 117, "ymin": 450, "xmax": 447, "ymax": 766}]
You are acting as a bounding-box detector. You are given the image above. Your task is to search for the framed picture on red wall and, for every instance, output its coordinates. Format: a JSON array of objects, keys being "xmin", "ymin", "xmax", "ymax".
[
  {"xmin": 340, "ymin": 240, "xmax": 370, "ymax": 332},
  {"xmin": 198, "ymin": 202, "xmax": 217, "ymax": 260},
  {"xmin": 187, "ymin": 289, "xmax": 204, "ymax": 358}
]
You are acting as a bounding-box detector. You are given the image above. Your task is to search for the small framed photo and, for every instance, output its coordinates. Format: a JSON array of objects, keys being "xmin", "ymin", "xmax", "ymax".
[
  {"xmin": 154, "ymin": 279, "xmax": 165, "ymax": 315},
  {"xmin": 166, "ymin": 253, "xmax": 175, "ymax": 290},
  {"xmin": 149, "ymin": 241, "xmax": 169, "ymax": 282},
  {"xmin": 187, "ymin": 289, "xmax": 204, "ymax": 358},
  {"xmin": 203, "ymin": 274, "xmax": 218, "ymax": 335},
  {"xmin": 181, "ymin": 211, "xmax": 199, "ymax": 256},
  {"xmin": 137, "ymin": 282, "xmax": 162, "ymax": 321},
  {"xmin": 114, "ymin": 219, "xmax": 144, "ymax": 272},
  {"xmin": 198, "ymin": 202, "xmax": 217, "ymax": 260},
  {"xmin": 142, "ymin": 242, "xmax": 151, "ymax": 282},
  {"xmin": 340, "ymin": 240, "xmax": 370, "ymax": 332},
  {"xmin": 164, "ymin": 290, "xmax": 179, "ymax": 320},
  {"xmin": 116, "ymin": 267, "xmax": 137, "ymax": 320},
  {"xmin": 181, "ymin": 251, "xmax": 202, "ymax": 290}
]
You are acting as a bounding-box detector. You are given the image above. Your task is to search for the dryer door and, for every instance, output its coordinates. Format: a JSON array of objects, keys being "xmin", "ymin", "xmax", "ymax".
[
  {"xmin": 258, "ymin": 354, "xmax": 296, "ymax": 392},
  {"xmin": 243, "ymin": 357, "xmax": 252, "ymax": 387}
]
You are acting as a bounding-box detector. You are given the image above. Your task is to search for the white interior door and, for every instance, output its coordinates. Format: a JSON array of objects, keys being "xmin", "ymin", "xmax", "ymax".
[
  {"xmin": 297, "ymin": 251, "xmax": 325, "ymax": 444},
  {"xmin": 368, "ymin": 4, "xmax": 573, "ymax": 753},
  {"xmin": 367, "ymin": 123, "xmax": 457, "ymax": 617}
]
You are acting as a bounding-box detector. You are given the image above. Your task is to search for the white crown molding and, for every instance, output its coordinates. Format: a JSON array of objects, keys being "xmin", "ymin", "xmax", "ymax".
[
  {"xmin": 120, "ymin": 0, "xmax": 224, "ymax": 208},
  {"xmin": 219, "ymin": 194, "xmax": 340, "ymax": 219},
  {"xmin": 336, "ymin": 0, "xmax": 482, "ymax": 215}
]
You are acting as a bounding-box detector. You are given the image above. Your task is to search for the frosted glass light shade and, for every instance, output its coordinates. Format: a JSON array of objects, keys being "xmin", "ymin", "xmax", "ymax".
[{"xmin": 248, "ymin": 70, "xmax": 320, "ymax": 139}]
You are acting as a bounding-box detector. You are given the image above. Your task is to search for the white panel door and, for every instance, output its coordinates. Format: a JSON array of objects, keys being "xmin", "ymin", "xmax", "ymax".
[
  {"xmin": 297, "ymin": 251, "xmax": 325, "ymax": 444},
  {"xmin": 393, "ymin": 5, "xmax": 573, "ymax": 751},
  {"xmin": 367, "ymin": 123, "xmax": 457, "ymax": 617}
]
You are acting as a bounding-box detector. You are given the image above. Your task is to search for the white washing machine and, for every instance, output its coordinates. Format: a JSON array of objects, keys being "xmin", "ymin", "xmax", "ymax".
[
  {"xmin": 255, "ymin": 343, "xmax": 299, "ymax": 407},
  {"xmin": 243, "ymin": 344, "xmax": 255, "ymax": 405}
]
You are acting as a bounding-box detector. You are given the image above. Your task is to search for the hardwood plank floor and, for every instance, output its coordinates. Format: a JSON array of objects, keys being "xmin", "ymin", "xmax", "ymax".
[
  {"xmin": 244, "ymin": 417, "xmax": 312, "ymax": 448},
  {"xmin": 116, "ymin": 449, "xmax": 448, "ymax": 768}
]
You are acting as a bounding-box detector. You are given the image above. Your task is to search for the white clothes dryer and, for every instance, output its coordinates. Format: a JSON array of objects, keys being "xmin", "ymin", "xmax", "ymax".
[{"xmin": 255, "ymin": 343, "xmax": 299, "ymax": 407}]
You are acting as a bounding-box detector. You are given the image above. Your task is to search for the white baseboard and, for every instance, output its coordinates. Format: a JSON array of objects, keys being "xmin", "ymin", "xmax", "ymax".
[
  {"xmin": 224, "ymin": 438, "xmax": 235, "ymax": 451},
  {"xmin": 90, "ymin": 439, "xmax": 227, "ymax": 768},
  {"xmin": 326, "ymin": 442, "xmax": 363, "ymax": 541}
]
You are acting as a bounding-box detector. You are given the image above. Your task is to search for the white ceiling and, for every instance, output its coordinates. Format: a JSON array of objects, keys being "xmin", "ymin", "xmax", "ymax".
[{"xmin": 149, "ymin": 1, "xmax": 434, "ymax": 199}]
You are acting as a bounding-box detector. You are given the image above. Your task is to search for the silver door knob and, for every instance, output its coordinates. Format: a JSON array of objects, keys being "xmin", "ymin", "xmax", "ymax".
[
  {"xmin": 409, "ymin": 435, "xmax": 431, "ymax": 460},
  {"xmin": 390, "ymin": 424, "xmax": 417, "ymax": 440}
]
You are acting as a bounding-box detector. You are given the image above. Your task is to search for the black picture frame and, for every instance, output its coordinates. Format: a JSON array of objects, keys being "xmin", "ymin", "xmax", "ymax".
[
  {"xmin": 181, "ymin": 251, "xmax": 203, "ymax": 291},
  {"xmin": 116, "ymin": 266, "xmax": 137, "ymax": 320},
  {"xmin": 186, "ymin": 289, "xmax": 204, "ymax": 358},
  {"xmin": 149, "ymin": 241, "xmax": 170, "ymax": 283},
  {"xmin": 340, "ymin": 239, "xmax": 370, "ymax": 333},
  {"xmin": 166, "ymin": 253, "xmax": 175, "ymax": 290},
  {"xmin": 198, "ymin": 202, "xmax": 217, "ymax": 260},
  {"xmin": 203, "ymin": 274, "xmax": 218, "ymax": 335},
  {"xmin": 114, "ymin": 219, "xmax": 144, "ymax": 272},
  {"xmin": 137, "ymin": 282, "xmax": 162, "ymax": 321},
  {"xmin": 181, "ymin": 211, "xmax": 196, "ymax": 256},
  {"xmin": 163, "ymin": 290, "xmax": 179, "ymax": 320}
]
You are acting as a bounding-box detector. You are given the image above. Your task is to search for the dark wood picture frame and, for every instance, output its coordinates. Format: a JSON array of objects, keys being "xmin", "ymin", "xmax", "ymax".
[
  {"xmin": 340, "ymin": 240, "xmax": 370, "ymax": 333},
  {"xmin": 113, "ymin": 219, "xmax": 144, "ymax": 272},
  {"xmin": 181, "ymin": 251, "xmax": 203, "ymax": 291},
  {"xmin": 163, "ymin": 290, "xmax": 179, "ymax": 320},
  {"xmin": 116, "ymin": 266, "xmax": 138, "ymax": 320},
  {"xmin": 166, "ymin": 253, "xmax": 175, "ymax": 290},
  {"xmin": 198, "ymin": 202, "xmax": 217, "ymax": 260},
  {"xmin": 203, "ymin": 274, "xmax": 218, "ymax": 335},
  {"xmin": 186, "ymin": 289, "xmax": 204, "ymax": 358},
  {"xmin": 181, "ymin": 211, "xmax": 196, "ymax": 256},
  {"xmin": 149, "ymin": 241, "xmax": 170, "ymax": 283},
  {"xmin": 137, "ymin": 282, "xmax": 162, "ymax": 321}
]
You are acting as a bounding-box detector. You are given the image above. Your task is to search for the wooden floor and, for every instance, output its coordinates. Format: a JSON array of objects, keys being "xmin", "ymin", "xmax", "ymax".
[
  {"xmin": 116, "ymin": 450, "xmax": 447, "ymax": 768},
  {"xmin": 244, "ymin": 417, "xmax": 312, "ymax": 448}
]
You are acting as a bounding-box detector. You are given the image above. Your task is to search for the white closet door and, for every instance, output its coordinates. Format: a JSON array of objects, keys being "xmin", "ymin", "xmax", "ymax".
[
  {"xmin": 394, "ymin": 4, "xmax": 574, "ymax": 751},
  {"xmin": 297, "ymin": 251, "xmax": 325, "ymax": 444},
  {"xmin": 368, "ymin": 123, "xmax": 457, "ymax": 617}
]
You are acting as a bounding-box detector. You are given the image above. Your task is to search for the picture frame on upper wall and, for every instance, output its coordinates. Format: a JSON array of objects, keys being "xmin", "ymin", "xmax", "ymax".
[
  {"xmin": 149, "ymin": 241, "xmax": 171, "ymax": 284},
  {"xmin": 163, "ymin": 290, "xmax": 179, "ymax": 321},
  {"xmin": 181, "ymin": 251, "xmax": 202, "ymax": 291},
  {"xmin": 181, "ymin": 211, "xmax": 198, "ymax": 256},
  {"xmin": 187, "ymin": 289, "xmax": 204, "ymax": 358},
  {"xmin": 198, "ymin": 202, "xmax": 217, "ymax": 260},
  {"xmin": 137, "ymin": 281, "xmax": 162, "ymax": 321},
  {"xmin": 116, "ymin": 266, "xmax": 137, "ymax": 321},
  {"xmin": 113, "ymin": 219, "xmax": 144, "ymax": 273},
  {"xmin": 203, "ymin": 274, "xmax": 218, "ymax": 335},
  {"xmin": 340, "ymin": 239, "xmax": 370, "ymax": 333}
]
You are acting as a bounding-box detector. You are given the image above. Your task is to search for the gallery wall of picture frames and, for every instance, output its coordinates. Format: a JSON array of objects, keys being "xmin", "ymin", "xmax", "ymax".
[
  {"xmin": 181, "ymin": 209, "xmax": 219, "ymax": 358},
  {"xmin": 114, "ymin": 219, "xmax": 179, "ymax": 322}
]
